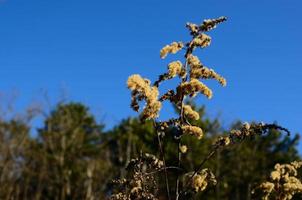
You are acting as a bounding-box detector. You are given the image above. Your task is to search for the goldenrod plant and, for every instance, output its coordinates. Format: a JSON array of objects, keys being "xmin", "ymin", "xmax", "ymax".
[
  {"xmin": 111, "ymin": 17, "xmax": 295, "ymax": 200},
  {"xmin": 253, "ymin": 161, "xmax": 302, "ymax": 200}
]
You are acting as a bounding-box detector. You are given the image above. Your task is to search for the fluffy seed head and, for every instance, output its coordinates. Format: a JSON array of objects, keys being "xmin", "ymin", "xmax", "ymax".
[
  {"xmin": 127, "ymin": 74, "xmax": 161, "ymax": 120},
  {"xmin": 167, "ymin": 61, "xmax": 183, "ymax": 78},
  {"xmin": 179, "ymin": 145, "xmax": 188, "ymax": 154},
  {"xmin": 181, "ymin": 125, "xmax": 203, "ymax": 139},
  {"xmin": 160, "ymin": 42, "xmax": 184, "ymax": 59},
  {"xmin": 180, "ymin": 79, "xmax": 213, "ymax": 99},
  {"xmin": 191, "ymin": 33, "xmax": 211, "ymax": 48},
  {"xmin": 183, "ymin": 104, "xmax": 200, "ymax": 120}
]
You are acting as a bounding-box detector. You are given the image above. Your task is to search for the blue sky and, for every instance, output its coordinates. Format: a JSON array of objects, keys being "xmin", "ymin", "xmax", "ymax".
[{"xmin": 0, "ymin": 0, "xmax": 301, "ymax": 146}]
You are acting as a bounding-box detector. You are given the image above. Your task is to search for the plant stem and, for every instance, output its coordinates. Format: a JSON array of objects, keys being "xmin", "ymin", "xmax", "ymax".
[
  {"xmin": 176, "ymin": 57, "xmax": 189, "ymax": 200},
  {"xmin": 180, "ymin": 147, "xmax": 218, "ymax": 198},
  {"xmin": 175, "ymin": 141, "xmax": 182, "ymax": 200},
  {"xmin": 154, "ymin": 120, "xmax": 171, "ymax": 200}
]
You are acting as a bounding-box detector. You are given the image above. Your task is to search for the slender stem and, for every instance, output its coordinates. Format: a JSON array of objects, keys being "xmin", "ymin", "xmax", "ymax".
[
  {"xmin": 179, "ymin": 59, "xmax": 189, "ymax": 122},
  {"xmin": 158, "ymin": 134, "xmax": 171, "ymax": 200},
  {"xmin": 154, "ymin": 120, "xmax": 171, "ymax": 200},
  {"xmin": 176, "ymin": 34, "xmax": 200, "ymax": 199},
  {"xmin": 180, "ymin": 147, "xmax": 218, "ymax": 198},
  {"xmin": 175, "ymin": 141, "xmax": 182, "ymax": 200},
  {"xmin": 192, "ymin": 148, "xmax": 217, "ymax": 181},
  {"xmin": 176, "ymin": 59, "xmax": 189, "ymax": 200}
]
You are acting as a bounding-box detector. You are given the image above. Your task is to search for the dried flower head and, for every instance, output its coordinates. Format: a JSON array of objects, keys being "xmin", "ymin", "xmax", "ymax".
[
  {"xmin": 254, "ymin": 160, "xmax": 302, "ymax": 200},
  {"xmin": 181, "ymin": 125, "xmax": 203, "ymax": 139},
  {"xmin": 160, "ymin": 42, "xmax": 184, "ymax": 59},
  {"xmin": 127, "ymin": 74, "xmax": 161, "ymax": 120},
  {"xmin": 226, "ymin": 123, "xmax": 289, "ymax": 145},
  {"xmin": 200, "ymin": 16, "xmax": 227, "ymax": 32},
  {"xmin": 183, "ymin": 104, "xmax": 200, "ymax": 120},
  {"xmin": 187, "ymin": 54, "xmax": 226, "ymax": 86},
  {"xmin": 213, "ymin": 122, "xmax": 290, "ymax": 151},
  {"xmin": 186, "ymin": 23, "xmax": 199, "ymax": 36},
  {"xmin": 187, "ymin": 54, "xmax": 202, "ymax": 68},
  {"xmin": 140, "ymin": 100, "xmax": 162, "ymax": 121},
  {"xmin": 270, "ymin": 170, "xmax": 281, "ymax": 181},
  {"xmin": 190, "ymin": 33, "xmax": 211, "ymax": 48},
  {"xmin": 167, "ymin": 61, "xmax": 184, "ymax": 78},
  {"xmin": 185, "ymin": 169, "xmax": 217, "ymax": 193},
  {"xmin": 192, "ymin": 173, "xmax": 207, "ymax": 192},
  {"xmin": 186, "ymin": 16, "xmax": 227, "ymax": 35},
  {"xmin": 179, "ymin": 145, "xmax": 188, "ymax": 154},
  {"xmin": 215, "ymin": 136, "xmax": 231, "ymax": 147},
  {"xmin": 258, "ymin": 182, "xmax": 275, "ymax": 200},
  {"xmin": 179, "ymin": 79, "xmax": 213, "ymax": 99},
  {"xmin": 112, "ymin": 153, "xmax": 163, "ymax": 200}
]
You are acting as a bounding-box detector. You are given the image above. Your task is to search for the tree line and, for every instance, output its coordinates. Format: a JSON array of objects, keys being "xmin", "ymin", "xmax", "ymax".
[{"xmin": 0, "ymin": 101, "xmax": 300, "ymax": 199}]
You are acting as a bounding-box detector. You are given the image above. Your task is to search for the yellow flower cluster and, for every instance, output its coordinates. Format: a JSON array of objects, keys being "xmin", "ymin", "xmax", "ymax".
[
  {"xmin": 187, "ymin": 54, "xmax": 202, "ymax": 67},
  {"xmin": 141, "ymin": 101, "xmax": 162, "ymax": 121},
  {"xmin": 181, "ymin": 125, "xmax": 203, "ymax": 139},
  {"xmin": 191, "ymin": 33, "xmax": 211, "ymax": 48},
  {"xmin": 127, "ymin": 74, "xmax": 153, "ymax": 95},
  {"xmin": 190, "ymin": 169, "xmax": 217, "ymax": 192},
  {"xmin": 186, "ymin": 17, "xmax": 227, "ymax": 35},
  {"xmin": 180, "ymin": 79, "xmax": 213, "ymax": 99},
  {"xmin": 144, "ymin": 153, "xmax": 164, "ymax": 169},
  {"xmin": 230, "ymin": 122, "xmax": 252, "ymax": 138},
  {"xmin": 160, "ymin": 42, "xmax": 184, "ymax": 59},
  {"xmin": 183, "ymin": 104, "xmax": 200, "ymax": 120},
  {"xmin": 188, "ymin": 54, "xmax": 226, "ymax": 86},
  {"xmin": 200, "ymin": 16, "xmax": 227, "ymax": 32},
  {"xmin": 192, "ymin": 173, "xmax": 208, "ymax": 192},
  {"xmin": 291, "ymin": 161, "xmax": 302, "ymax": 169},
  {"xmin": 186, "ymin": 22, "xmax": 199, "ymax": 35},
  {"xmin": 192, "ymin": 68, "xmax": 226, "ymax": 86},
  {"xmin": 256, "ymin": 161, "xmax": 302, "ymax": 200},
  {"xmin": 167, "ymin": 61, "xmax": 183, "ymax": 78},
  {"xmin": 179, "ymin": 145, "xmax": 188, "ymax": 154},
  {"xmin": 215, "ymin": 136, "xmax": 231, "ymax": 147},
  {"xmin": 127, "ymin": 74, "xmax": 161, "ymax": 120},
  {"xmin": 259, "ymin": 182, "xmax": 274, "ymax": 198}
]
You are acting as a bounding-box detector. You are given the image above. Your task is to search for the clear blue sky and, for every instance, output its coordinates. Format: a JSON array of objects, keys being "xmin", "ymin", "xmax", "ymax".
[{"xmin": 0, "ymin": 0, "xmax": 301, "ymax": 145}]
